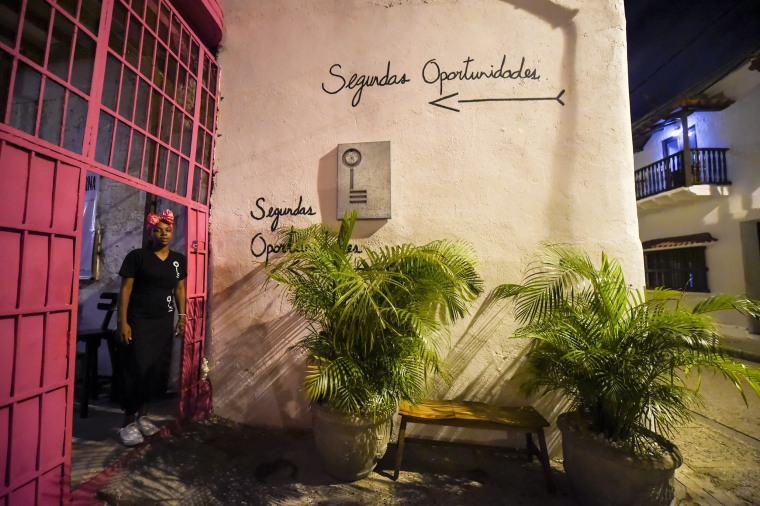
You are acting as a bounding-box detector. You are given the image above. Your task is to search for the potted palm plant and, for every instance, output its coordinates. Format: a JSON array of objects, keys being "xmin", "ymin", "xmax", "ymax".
[
  {"xmin": 264, "ymin": 211, "xmax": 483, "ymax": 481},
  {"xmin": 493, "ymin": 244, "xmax": 760, "ymax": 506}
]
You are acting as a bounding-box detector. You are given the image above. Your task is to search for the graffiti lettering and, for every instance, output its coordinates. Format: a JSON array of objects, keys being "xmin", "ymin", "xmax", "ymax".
[
  {"xmin": 85, "ymin": 175, "xmax": 97, "ymax": 192},
  {"xmin": 251, "ymin": 196, "xmax": 317, "ymax": 231},
  {"xmin": 322, "ymin": 56, "xmax": 544, "ymax": 107},
  {"xmin": 251, "ymin": 232, "xmax": 362, "ymax": 264},
  {"xmin": 321, "ymin": 62, "xmax": 410, "ymax": 107},
  {"xmin": 422, "ymin": 56, "xmax": 540, "ymax": 96}
]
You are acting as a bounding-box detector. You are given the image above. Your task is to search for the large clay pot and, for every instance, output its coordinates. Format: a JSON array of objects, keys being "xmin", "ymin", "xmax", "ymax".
[
  {"xmin": 311, "ymin": 402, "xmax": 391, "ymax": 481},
  {"xmin": 557, "ymin": 413, "xmax": 681, "ymax": 506}
]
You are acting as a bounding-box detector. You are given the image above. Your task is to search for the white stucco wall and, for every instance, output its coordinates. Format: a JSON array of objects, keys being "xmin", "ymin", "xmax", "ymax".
[
  {"xmin": 635, "ymin": 64, "xmax": 760, "ymax": 333},
  {"xmin": 209, "ymin": 0, "xmax": 641, "ymax": 443}
]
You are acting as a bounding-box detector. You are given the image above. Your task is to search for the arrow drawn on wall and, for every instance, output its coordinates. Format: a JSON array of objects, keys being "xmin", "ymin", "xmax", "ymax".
[{"xmin": 429, "ymin": 89, "xmax": 566, "ymax": 112}]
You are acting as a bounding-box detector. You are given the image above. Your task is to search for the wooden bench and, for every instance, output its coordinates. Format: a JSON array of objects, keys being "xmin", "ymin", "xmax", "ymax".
[{"xmin": 393, "ymin": 399, "xmax": 554, "ymax": 493}]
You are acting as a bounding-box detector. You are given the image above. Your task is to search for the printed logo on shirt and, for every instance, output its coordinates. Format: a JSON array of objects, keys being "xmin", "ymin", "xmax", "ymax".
[
  {"xmin": 167, "ymin": 295, "xmax": 174, "ymax": 312},
  {"xmin": 173, "ymin": 260, "xmax": 180, "ymax": 279}
]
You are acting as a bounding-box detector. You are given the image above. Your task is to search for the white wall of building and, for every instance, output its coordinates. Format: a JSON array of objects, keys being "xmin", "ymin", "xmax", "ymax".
[
  {"xmin": 209, "ymin": 0, "xmax": 641, "ymax": 445},
  {"xmin": 636, "ymin": 64, "xmax": 760, "ymax": 333}
]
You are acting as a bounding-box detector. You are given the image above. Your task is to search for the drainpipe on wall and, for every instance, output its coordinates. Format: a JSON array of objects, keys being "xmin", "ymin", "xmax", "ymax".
[{"xmin": 680, "ymin": 112, "xmax": 693, "ymax": 187}]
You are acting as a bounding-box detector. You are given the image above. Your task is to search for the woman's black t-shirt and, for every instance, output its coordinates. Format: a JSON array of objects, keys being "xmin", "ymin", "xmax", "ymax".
[{"xmin": 119, "ymin": 248, "xmax": 187, "ymax": 319}]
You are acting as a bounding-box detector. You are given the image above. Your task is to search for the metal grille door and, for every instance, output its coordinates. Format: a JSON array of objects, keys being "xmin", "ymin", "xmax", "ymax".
[
  {"xmin": 0, "ymin": 0, "xmax": 219, "ymax": 503},
  {"xmin": 180, "ymin": 207, "xmax": 210, "ymax": 419},
  {"xmin": 0, "ymin": 0, "xmax": 219, "ymax": 206},
  {"xmin": 0, "ymin": 138, "xmax": 84, "ymax": 504}
]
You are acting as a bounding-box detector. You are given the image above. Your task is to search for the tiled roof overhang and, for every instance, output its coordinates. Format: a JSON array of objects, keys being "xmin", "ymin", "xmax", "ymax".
[{"xmin": 642, "ymin": 233, "xmax": 717, "ymax": 250}]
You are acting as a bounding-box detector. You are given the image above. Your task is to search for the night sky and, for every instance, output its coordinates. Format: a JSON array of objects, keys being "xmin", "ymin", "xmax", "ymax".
[{"xmin": 625, "ymin": 0, "xmax": 760, "ymax": 123}]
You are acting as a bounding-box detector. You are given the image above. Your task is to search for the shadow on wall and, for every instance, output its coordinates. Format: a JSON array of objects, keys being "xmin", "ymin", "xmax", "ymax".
[
  {"xmin": 208, "ymin": 265, "xmax": 312, "ymax": 428},
  {"xmin": 415, "ymin": 0, "xmax": 580, "ymax": 455},
  {"xmin": 503, "ymin": 0, "xmax": 580, "ymax": 241},
  {"xmin": 212, "ymin": 0, "xmax": 588, "ymax": 442},
  {"xmin": 426, "ymin": 292, "xmax": 571, "ymax": 456}
]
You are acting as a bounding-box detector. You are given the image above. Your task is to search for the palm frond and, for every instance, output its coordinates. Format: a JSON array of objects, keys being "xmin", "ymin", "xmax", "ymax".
[
  {"xmin": 691, "ymin": 294, "xmax": 760, "ymax": 317},
  {"xmin": 493, "ymin": 243, "xmax": 760, "ymax": 454},
  {"xmin": 264, "ymin": 211, "xmax": 483, "ymax": 420}
]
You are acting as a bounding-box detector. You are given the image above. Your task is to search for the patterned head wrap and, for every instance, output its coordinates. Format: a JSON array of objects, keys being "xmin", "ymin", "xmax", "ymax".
[{"xmin": 146, "ymin": 209, "xmax": 175, "ymax": 231}]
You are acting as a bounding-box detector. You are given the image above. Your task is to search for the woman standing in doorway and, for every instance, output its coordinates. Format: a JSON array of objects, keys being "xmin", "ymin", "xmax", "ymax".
[{"xmin": 116, "ymin": 209, "xmax": 187, "ymax": 446}]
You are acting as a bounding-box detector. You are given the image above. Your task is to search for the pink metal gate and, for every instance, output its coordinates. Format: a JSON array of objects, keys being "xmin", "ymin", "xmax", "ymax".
[
  {"xmin": 0, "ymin": 0, "xmax": 220, "ymax": 502},
  {"xmin": 180, "ymin": 207, "xmax": 210, "ymax": 419},
  {"xmin": 0, "ymin": 135, "xmax": 85, "ymax": 504}
]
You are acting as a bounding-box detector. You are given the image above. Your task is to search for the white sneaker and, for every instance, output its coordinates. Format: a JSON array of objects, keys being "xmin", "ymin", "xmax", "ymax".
[
  {"xmin": 119, "ymin": 423, "xmax": 144, "ymax": 446},
  {"xmin": 136, "ymin": 416, "xmax": 161, "ymax": 436}
]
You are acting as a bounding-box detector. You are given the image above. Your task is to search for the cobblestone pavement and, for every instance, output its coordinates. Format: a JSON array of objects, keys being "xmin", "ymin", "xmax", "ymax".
[
  {"xmin": 96, "ymin": 418, "xmax": 578, "ymax": 506},
  {"xmin": 79, "ymin": 349, "xmax": 760, "ymax": 505},
  {"xmin": 670, "ymin": 360, "xmax": 760, "ymax": 506},
  {"xmin": 89, "ymin": 402, "xmax": 760, "ymax": 506},
  {"xmin": 672, "ymin": 415, "xmax": 760, "ymax": 506}
]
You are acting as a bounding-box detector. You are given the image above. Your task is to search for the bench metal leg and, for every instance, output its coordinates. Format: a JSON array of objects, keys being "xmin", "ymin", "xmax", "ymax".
[
  {"xmin": 525, "ymin": 433, "xmax": 537, "ymax": 461},
  {"xmin": 536, "ymin": 429, "xmax": 555, "ymax": 494},
  {"xmin": 393, "ymin": 418, "xmax": 408, "ymax": 480}
]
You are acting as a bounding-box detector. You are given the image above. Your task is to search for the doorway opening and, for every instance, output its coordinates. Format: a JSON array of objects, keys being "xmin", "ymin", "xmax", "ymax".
[{"xmin": 71, "ymin": 173, "xmax": 187, "ymax": 488}]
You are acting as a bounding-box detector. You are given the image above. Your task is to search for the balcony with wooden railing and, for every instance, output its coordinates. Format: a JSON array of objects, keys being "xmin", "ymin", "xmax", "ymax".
[{"xmin": 635, "ymin": 148, "xmax": 731, "ymax": 202}]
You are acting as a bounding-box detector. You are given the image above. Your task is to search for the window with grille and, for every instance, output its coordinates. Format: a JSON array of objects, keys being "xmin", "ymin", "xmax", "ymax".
[
  {"xmin": 0, "ymin": 0, "xmax": 218, "ymax": 206},
  {"xmin": 0, "ymin": 0, "xmax": 100, "ymax": 154},
  {"xmin": 644, "ymin": 247, "xmax": 709, "ymax": 292}
]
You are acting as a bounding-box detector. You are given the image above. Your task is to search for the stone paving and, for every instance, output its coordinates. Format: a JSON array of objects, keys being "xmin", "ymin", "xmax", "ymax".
[
  {"xmin": 673, "ymin": 416, "xmax": 760, "ymax": 506},
  {"xmin": 96, "ymin": 418, "xmax": 578, "ymax": 506},
  {"xmin": 84, "ymin": 410, "xmax": 760, "ymax": 506},
  {"xmin": 73, "ymin": 337, "xmax": 760, "ymax": 505}
]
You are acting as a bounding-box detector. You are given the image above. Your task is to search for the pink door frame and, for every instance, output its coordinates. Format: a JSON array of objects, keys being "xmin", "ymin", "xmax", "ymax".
[{"xmin": 0, "ymin": 0, "xmax": 222, "ymax": 502}]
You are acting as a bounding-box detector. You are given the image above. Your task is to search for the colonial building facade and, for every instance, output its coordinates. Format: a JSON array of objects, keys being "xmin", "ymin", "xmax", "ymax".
[{"xmin": 634, "ymin": 54, "xmax": 760, "ymax": 334}]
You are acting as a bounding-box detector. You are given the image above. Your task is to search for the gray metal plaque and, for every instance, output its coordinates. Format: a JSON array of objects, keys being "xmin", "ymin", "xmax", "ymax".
[{"xmin": 337, "ymin": 141, "xmax": 391, "ymax": 219}]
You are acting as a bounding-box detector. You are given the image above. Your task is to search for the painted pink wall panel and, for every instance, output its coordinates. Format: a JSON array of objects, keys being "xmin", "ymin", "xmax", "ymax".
[
  {"xmin": 19, "ymin": 234, "xmax": 49, "ymax": 309},
  {"xmin": 194, "ymin": 299, "xmax": 205, "ymax": 339},
  {"xmin": 38, "ymin": 465, "xmax": 63, "ymax": 505},
  {"xmin": 9, "ymin": 397, "xmax": 40, "ymax": 484},
  {"xmin": 14, "ymin": 315, "xmax": 44, "ymax": 396},
  {"xmin": 198, "ymin": 252, "xmax": 206, "ymax": 294},
  {"xmin": 0, "ymin": 231, "xmax": 21, "ymax": 312},
  {"xmin": 188, "ymin": 209, "xmax": 197, "ymax": 243},
  {"xmin": 43, "ymin": 312, "xmax": 70, "ymax": 387},
  {"xmin": 48, "ymin": 237, "xmax": 75, "ymax": 307},
  {"xmin": 25, "ymin": 155, "xmax": 56, "ymax": 229},
  {"xmin": 52, "ymin": 163, "xmax": 81, "ymax": 232},
  {"xmin": 39, "ymin": 388, "xmax": 66, "ymax": 471},
  {"xmin": 0, "ymin": 145, "xmax": 29, "ymax": 227},
  {"xmin": 197, "ymin": 210, "xmax": 207, "ymax": 250},
  {"xmin": 0, "ymin": 318, "xmax": 14, "ymax": 399},
  {"xmin": 188, "ymin": 252, "xmax": 197, "ymax": 294},
  {"xmin": 9, "ymin": 481, "xmax": 36, "ymax": 505},
  {"xmin": 181, "ymin": 384, "xmax": 196, "ymax": 417},
  {"xmin": 194, "ymin": 341, "xmax": 202, "ymax": 375},
  {"xmin": 181, "ymin": 343, "xmax": 194, "ymax": 390},
  {"xmin": 0, "ymin": 407, "xmax": 8, "ymax": 488}
]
